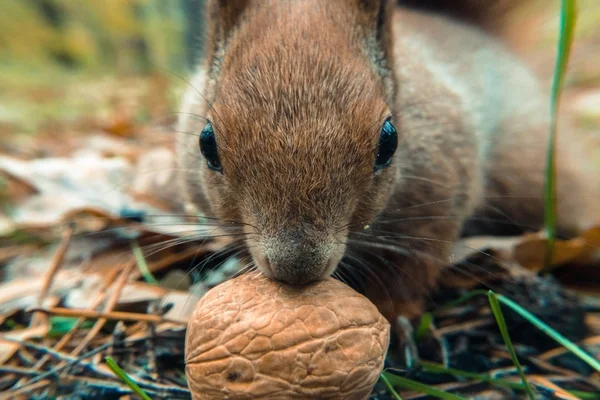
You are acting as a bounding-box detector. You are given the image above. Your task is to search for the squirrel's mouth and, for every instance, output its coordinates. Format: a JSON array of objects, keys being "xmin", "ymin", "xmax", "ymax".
[{"xmin": 245, "ymin": 233, "xmax": 347, "ymax": 286}]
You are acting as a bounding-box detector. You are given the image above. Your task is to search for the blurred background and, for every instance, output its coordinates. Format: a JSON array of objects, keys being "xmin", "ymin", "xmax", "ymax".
[{"xmin": 0, "ymin": 0, "xmax": 206, "ymax": 160}]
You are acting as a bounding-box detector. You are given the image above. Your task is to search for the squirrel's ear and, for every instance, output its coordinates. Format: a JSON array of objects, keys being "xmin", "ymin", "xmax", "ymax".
[
  {"xmin": 351, "ymin": 0, "xmax": 396, "ymax": 101},
  {"xmin": 351, "ymin": 0, "xmax": 395, "ymax": 73},
  {"xmin": 206, "ymin": 0, "xmax": 250, "ymax": 45},
  {"xmin": 355, "ymin": 0, "xmax": 395, "ymax": 48}
]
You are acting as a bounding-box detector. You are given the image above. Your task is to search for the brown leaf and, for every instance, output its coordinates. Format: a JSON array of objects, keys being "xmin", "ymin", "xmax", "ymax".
[
  {"xmin": 102, "ymin": 110, "xmax": 137, "ymax": 138},
  {"xmin": 514, "ymin": 226, "xmax": 600, "ymax": 272},
  {"xmin": 0, "ymin": 170, "xmax": 38, "ymax": 203},
  {"xmin": 0, "ymin": 270, "xmax": 84, "ymax": 315},
  {"xmin": 0, "ymin": 338, "xmax": 20, "ymax": 365},
  {"xmin": 453, "ymin": 226, "xmax": 600, "ymax": 275}
]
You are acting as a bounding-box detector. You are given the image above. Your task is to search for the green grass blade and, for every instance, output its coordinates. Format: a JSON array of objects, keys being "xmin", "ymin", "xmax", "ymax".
[
  {"xmin": 544, "ymin": 0, "xmax": 577, "ymax": 271},
  {"xmin": 105, "ymin": 356, "xmax": 153, "ymax": 400},
  {"xmin": 131, "ymin": 240, "xmax": 159, "ymax": 285},
  {"xmin": 419, "ymin": 361, "xmax": 598, "ymax": 399},
  {"xmin": 418, "ymin": 361, "xmax": 525, "ymax": 391},
  {"xmin": 382, "ymin": 372, "xmax": 468, "ymax": 400},
  {"xmin": 414, "ymin": 312, "xmax": 433, "ymax": 342},
  {"xmin": 568, "ymin": 390, "xmax": 600, "ymax": 399},
  {"xmin": 488, "ymin": 291, "xmax": 535, "ymax": 400},
  {"xmin": 441, "ymin": 290, "xmax": 600, "ymax": 374},
  {"xmin": 380, "ymin": 373, "xmax": 405, "ymax": 400},
  {"xmin": 496, "ymin": 293, "xmax": 600, "ymax": 373},
  {"xmin": 48, "ymin": 316, "xmax": 94, "ymax": 337}
]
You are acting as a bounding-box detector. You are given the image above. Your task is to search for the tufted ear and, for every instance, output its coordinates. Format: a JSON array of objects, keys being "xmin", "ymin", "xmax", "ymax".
[
  {"xmin": 349, "ymin": 0, "xmax": 397, "ymax": 100},
  {"xmin": 357, "ymin": 0, "xmax": 395, "ymax": 56},
  {"xmin": 331, "ymin": 0, "xmax": 395, "ymax": 68},
  {"xmin": 205, "ymin": 0, "xmax": 250, "ymax": 47}
]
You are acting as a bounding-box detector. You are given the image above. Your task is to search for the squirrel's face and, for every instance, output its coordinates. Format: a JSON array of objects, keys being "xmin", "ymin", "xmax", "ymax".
[{"xmin": 180, "ymin": 0, "xmax": 398, "ymax": 284}]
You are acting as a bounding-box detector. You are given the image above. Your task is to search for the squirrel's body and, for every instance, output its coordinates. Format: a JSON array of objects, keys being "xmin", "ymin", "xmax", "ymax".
[{"xmin": 177, "ymin": 0, "xmax": 598, "ymax": 321}]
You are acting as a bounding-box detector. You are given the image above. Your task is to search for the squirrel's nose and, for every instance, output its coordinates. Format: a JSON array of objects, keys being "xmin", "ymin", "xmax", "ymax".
[{"xmin": 259, "ymin": 230, "xmax": 336, "ymax": 285}]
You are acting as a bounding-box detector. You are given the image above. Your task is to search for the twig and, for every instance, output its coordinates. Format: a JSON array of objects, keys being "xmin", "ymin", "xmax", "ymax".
[
  {"xmin": 30, "ymin": 267, "xmax": 121, "ymax": 373},
  {"xmin": 538, "ymin": 336, "xmax": 600, "ymax": 361},
  {"xmin": 0, "ymin": 365, "xmax": 38, "ymax": 377},
  {"xmin": 0, "ymin": 379, "xmax": 52, "ymax": 400},
  {"xmin": 36, "ymin": 226, "xmax": 73, "ymax": 307},
  {"xmin": 3, "ymin": 332, "xmax": 185, "ymax": 397},
  {"xmin": 30, "ymin": 226, "xmax": 73, "ymax": 328},
  {"xmin": 5, "ymin": 340, "xmax": 115, "ymax": 394},
  {"xmin": 29, "ymin": 306, "xmax": 186, "ymax": 325},
  {"xmin": 61, "ymin": 374, "xmax": 137, "ymax": 396},
  {"xmin": 63, "ymin": 374, "xmax": 190, "ymax": 398},
  {"xmin": 145, "ymin": 302, "xmax": 160, "ymax": 380},
  {"xmin": 436, "ymin": 318, "xmax": 493, "ymax": 335},
  {"xmin": 16, "ymin": 338, "xmax": 191, "ymax": 397},
  {"xmin": 5, "ymin": 234, "xmax": 70, "ymax": 393},
  {"xmin": 69, "ymin": 259, "xmax": 137, "ymax": 358}
]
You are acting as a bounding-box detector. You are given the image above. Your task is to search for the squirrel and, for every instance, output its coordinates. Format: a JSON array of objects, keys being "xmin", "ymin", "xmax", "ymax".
[{"xmin": 176, "ymin": 0, "xmax": 599, "ymax": 323}]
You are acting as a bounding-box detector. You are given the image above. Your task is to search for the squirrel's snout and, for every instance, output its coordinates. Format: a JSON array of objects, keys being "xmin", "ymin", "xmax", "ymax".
[{"xmin": 254, "ymin": 231, "xmax": 343, "ymax": 285}]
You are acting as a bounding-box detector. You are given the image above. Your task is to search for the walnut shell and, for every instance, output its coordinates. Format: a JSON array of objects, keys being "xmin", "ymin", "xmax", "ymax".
[{"xmin": 185, "ymin": 274, "xmax": 390, "ymax": 399}]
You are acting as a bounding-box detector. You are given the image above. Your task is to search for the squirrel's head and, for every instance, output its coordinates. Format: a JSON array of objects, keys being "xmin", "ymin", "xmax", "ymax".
[{"xmin": 178, "ymin": 0, "xmax": 399, "ymax": 284}]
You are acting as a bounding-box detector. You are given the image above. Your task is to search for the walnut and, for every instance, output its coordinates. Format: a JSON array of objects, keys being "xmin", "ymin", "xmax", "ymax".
[{"xmin": 185, "ymin": 274, "xmax": 390, "ymax": 399}]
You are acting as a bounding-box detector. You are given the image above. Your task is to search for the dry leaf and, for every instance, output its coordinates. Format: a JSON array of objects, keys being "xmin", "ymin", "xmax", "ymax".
[
  {"xmin": 453, "ymin": 226, "xmax": 600, "ymax": 274},
  {"xmin": 101, "ymin": 110, "xmax": 137, "ymax": 138},
  {"xmin": 514, "ymin": 226, "xmax": 600, "ymax": 271},
  {"xmin": 0, "ymin": 338, "xmax": 21, "ymax": 365}
]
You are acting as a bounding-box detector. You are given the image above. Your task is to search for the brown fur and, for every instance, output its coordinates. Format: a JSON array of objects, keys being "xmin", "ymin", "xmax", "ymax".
[{"xmin": 177, "ymin": 0, "xmax": 599, "ymax": 322}]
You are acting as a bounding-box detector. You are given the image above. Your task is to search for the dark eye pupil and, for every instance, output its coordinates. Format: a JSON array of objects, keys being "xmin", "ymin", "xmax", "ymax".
[
  {"xmin": 199, "ymin": 122, "xmax": 223, "ymax": 173},
  {"xmin": 375, "ymin": 119, "xmax": 398, "ymax": 170}
]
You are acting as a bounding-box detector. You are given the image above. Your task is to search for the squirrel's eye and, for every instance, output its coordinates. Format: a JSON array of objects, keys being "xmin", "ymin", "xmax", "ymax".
[
  {"xmin": 199, "ymin": 122, "xmax": 223, "ymax": 173},
  {"xmin": 374, "ymin": 118, "xmax": 398, "ymax": 171}
]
